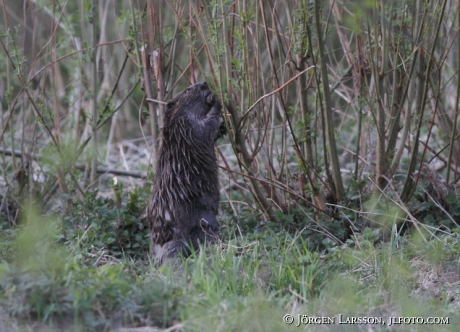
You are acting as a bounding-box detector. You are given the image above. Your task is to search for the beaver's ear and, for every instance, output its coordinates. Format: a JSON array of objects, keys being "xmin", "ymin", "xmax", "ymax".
[
  {"xmin": 206, "ymin": 94, "xmax": 214, "ymax": 105},
  {"xmin": 165, "ymin": 101, "xmax": 175, "ymax": 112}
]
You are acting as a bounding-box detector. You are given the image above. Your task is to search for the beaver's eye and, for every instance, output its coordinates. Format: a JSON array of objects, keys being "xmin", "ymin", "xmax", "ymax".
[{"xmin": 184, "ymin": 88, "xmax": 191, "ymax": 94}]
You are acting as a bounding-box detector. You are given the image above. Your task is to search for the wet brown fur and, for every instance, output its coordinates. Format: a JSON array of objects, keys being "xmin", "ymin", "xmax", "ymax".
[{"xmin": 147, "ymin": 82, "xmax": 225, "ymax": 265}]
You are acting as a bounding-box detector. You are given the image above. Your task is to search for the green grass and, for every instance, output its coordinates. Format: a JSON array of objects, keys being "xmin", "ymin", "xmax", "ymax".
[
  {"xmin": 1, "ymin": 202, "xmax": 460, "ymax": 332},
  {"xmin": 0, "ymin": 195, "xmax": 460, "ymax": 331}
]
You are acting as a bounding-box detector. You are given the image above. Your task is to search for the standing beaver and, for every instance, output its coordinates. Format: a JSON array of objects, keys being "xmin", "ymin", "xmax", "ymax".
[{"xmin": 147, "ymin": 81, "xmax": 225, "ymax": 265}]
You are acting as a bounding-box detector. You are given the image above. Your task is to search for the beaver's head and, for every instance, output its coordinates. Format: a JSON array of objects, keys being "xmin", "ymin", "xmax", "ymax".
[{"xmin": 163, "ymin": 82, "xmax": 226, "ymax": 142}]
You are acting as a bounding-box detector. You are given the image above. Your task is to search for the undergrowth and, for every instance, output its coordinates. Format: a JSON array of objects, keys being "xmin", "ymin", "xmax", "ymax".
[
  {"xmin": 1, "ymin": 190, "xmax": 460, "ymax": 331},
  {"xmin": 61, "ymin": 186, "xmax": 151, "ymax": 262}
]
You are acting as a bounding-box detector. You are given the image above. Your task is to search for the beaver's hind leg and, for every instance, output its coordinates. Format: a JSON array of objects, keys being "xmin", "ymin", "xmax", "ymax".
[{"xmin": 155, "ymin": 212, "xmax": 219, "ymax": 265}]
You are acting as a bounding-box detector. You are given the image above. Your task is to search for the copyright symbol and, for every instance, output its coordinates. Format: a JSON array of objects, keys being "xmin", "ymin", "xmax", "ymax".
[{"xmin": 283, "ymin": 314, "xmax": 294, "ymax": 325}]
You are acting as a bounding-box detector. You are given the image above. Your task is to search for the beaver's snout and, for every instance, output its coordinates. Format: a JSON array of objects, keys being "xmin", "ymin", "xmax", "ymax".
[{"xmin": 198, "ymin": 81, "xmax": 209, "ymax": 90}]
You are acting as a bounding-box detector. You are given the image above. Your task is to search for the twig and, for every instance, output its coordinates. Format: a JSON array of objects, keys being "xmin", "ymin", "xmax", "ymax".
[
  {"xmin": 237, "ymin": 65, "xmax": 315, "ymax": 129},
  {"xmin": 218, "ymin": 164, "xmax": 326, "ymax": 212},
  {"xmin": 146, "ymin": 98, "xmax": 167, "ymax": 105},
  {"xmin": 0, "ymin": 148, "xmax": 147, "ymax": 179}
]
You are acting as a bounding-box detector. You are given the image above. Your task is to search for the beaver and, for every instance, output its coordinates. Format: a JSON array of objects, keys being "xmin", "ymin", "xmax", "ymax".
[{"xmin": 147, "ymin": 81, "xmax": 225, "ymax": 265}]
